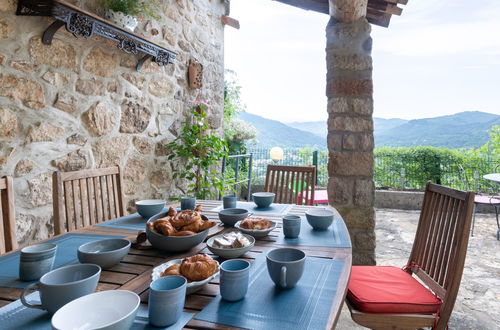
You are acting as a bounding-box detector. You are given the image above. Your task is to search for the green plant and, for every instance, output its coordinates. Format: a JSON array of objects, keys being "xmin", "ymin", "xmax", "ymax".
[
  {"xmin": 166, "ymin": 102, "xmax": 232, "ymax": 200},
  {"xmin": 101, "ymin": 0, "xmax": 160, "ymax": 19}
]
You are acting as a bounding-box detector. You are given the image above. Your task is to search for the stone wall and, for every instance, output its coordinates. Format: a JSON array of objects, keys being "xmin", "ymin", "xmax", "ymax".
[
  {"xmin": 326, "ymin": 17, "xmax": 376, "ymax": 265},
  {"xmin": 0, "ymin": 0, "xmax": 227, "ymax": 246}
]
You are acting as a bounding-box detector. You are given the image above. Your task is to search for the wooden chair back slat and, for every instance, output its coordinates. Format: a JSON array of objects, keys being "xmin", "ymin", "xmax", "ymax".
[
  {"xmin": 0, "ymin": 176, "xmax": 17, "ymax": 254},
  {"xmin": 406, "ymin": 182, "xmax": 474, "ymax": 329},
  {"xmin": 264, "ymin": 165, "xmax": 316, "ymax": 205},
  {"xmin": 53, "ymin": 166, "xmax": 125, "ymax": 235}
]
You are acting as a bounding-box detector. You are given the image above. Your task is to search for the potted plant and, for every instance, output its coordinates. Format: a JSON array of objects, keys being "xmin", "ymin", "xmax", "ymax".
[
  {"xmin": 166, "ymin": 102, "xmax": 234, "ymax": 200},
  {"xmin": 101, "ymin": 0, "xmax": 159, "ymax": 31}
]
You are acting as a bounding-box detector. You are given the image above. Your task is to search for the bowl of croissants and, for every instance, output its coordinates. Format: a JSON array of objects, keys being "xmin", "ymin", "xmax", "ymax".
[
  {"xmin": 146, "ymin": 206, "xmax": 217, "ymax": 252},
  {"xmin": 234, "ymin": 217, "xmax": 277, "ymax": 238},
  {"xmin": 151, "ymin": 254, "xmax": 219, "ymax": 294}
]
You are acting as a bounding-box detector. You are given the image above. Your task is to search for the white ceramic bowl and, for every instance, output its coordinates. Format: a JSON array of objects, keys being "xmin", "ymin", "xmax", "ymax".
[
  {"xmin": 234, "ymin": 220, "xmax": 277, "ymax": 238},
  {"xmin": 206, "ymin": 233, "xmax": 255, "ymax": 259},
  {"xmin": 151, "ymin": 258, "xmax": 219, "ymax": 295},
  {"xmin": 51, "ymin": 290, "xmax": 140, "ymax": 330}
]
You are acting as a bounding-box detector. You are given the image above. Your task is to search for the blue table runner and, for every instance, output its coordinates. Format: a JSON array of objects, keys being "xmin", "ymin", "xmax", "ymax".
[
  {"xmin": 0, "ymin": 233, "xmax": 123, "ymax": 289},
  {"xmin": 195, "ymin": 254, "xmax": 345, "ymax": 330},
  {"xmin": 211, "ymin": 201, "xmax": 293, "ymax": 216},
  {"xmin": 275, "ymin": 216, "xmax": 351, "ymax": 248},
  {"xmin": 0, "ymin": 292, "xmax": 194, "ymax": 330}
]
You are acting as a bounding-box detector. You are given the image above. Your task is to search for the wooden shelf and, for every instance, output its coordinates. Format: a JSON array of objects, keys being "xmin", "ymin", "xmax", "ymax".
[{"xmin": 16, "ymin": 0, "xmax": 177, "ymax": 72}]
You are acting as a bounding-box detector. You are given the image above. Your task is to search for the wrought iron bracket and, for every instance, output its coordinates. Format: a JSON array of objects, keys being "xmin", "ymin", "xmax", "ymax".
[{"xmin": 17, "ymin": 0, "xmax": 176, "ymax": 72}]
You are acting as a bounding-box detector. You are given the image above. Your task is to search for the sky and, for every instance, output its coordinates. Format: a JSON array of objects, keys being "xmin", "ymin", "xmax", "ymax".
[{"xmin": 224, "ymin": 0, "xmax": 500, "ymax": 123}]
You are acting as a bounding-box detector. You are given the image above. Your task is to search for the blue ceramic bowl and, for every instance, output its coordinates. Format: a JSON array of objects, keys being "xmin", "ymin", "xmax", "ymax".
[
  {"xmin": 135, "ymin": 200, "xmax": 165, "ymax": 218},
  {"xmin": 305, "ymin": 208, "xmax": 334, "ymax": 230},
  {"xmin": 78, "ymin": 239, "xmax": 131, "ymax": 269},
  {"xmin": 218, "ymin": 208, "xmax": 249, "ymax": 227},
  {"xmin": 252, "ymin": 192, "xmax": 275, "ymax": 208}
]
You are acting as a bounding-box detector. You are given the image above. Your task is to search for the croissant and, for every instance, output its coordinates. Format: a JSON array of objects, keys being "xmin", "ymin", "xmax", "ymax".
[
  {"xmin": 169, "ymin": 210, "xmax": 201, "ymax": 228},
  {"xmin": 180, "ymin": 254, "xmax": 218, "ymax": 281},
  {"xmin": 167, "ymin": 206, "xmax": 176, "ymax": 217},
  {"xmin": 240, "ymin": 217, "xmax": 270, "ymax": 230},
  {"xmin": 154, "ymin": 219, "xmax": 176, "ymax": 236},
  {"xmin": 169, "ymin": 230, "xmax": 196, "ymax": 236},
  {"xmin": 161, "ymin": 264, "xmax": 181, "ymax": 277},
  {"xmin": 180, "ymin": 219, "xmax": 216, "ymax": 232}
]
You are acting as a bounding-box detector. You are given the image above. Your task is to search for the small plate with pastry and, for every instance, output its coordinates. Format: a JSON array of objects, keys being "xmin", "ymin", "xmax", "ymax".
[
  {"xmin": 234, "ymin": 217, "xmax": 277, "ymax": 238},
  {"xmin": 146, "ymin": 205, "xmax": 217, "ymax": 252},
  {"xmin": 207, "ymin": 231, "xmax": 255, "ymax": 259},
  {"xmin": 151, "ymin": 254, "xmax": 219, "ymax": 294}
]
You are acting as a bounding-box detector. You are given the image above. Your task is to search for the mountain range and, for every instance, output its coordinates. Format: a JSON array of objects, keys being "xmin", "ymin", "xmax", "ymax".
[{"xmin": 238, "ymin": 111, "xmax": 500, "ymax": 149}]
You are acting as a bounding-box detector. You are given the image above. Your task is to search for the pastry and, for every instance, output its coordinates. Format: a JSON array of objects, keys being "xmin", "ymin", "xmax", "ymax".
[
  {"xmin": 161, "ymin": 264, "xmax": 181, "ymax": 277},
  {"xmin": 148, "ymin": 207, "xmax": 215, "ymax": 236},
  {"xmin": 180, "ymin": 254, "xmax": 218, "ymax": 281},
  {"xmin": 240, "ymin": 217, "xmax": 270, "ymax": 230}
]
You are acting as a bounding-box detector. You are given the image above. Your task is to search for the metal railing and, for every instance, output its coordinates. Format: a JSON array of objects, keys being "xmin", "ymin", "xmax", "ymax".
[{"xmin": 245, "ymin": 148, "xmax": 499, "ymax": 193}]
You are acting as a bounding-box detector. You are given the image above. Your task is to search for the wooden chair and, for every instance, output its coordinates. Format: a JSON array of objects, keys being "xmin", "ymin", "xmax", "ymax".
[
  {"xmin": 347, "ymin": 182, "xmax": 475, "ymax": 330},
  {"xmin": 52, "ymin": 166, "xmax": 126, "ymax": 235},
  {"xmin": 0, "ymin": 176, "xmax": 17, "ymax": 254},
  {"xmin": 264, "ymin": 165, "xmax": 316, "ymax": 205}
]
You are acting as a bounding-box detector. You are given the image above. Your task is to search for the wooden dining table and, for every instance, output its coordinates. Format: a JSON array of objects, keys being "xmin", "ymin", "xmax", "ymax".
[{"xmin": 0, "ymin": 200, "xmax": 352, "ymax": 329}]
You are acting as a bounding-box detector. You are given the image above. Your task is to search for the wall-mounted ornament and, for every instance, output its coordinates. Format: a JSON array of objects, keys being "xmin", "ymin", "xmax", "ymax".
[{"xmin": 188, "ymin": 58, "xmax": 203, "ymax": 89}]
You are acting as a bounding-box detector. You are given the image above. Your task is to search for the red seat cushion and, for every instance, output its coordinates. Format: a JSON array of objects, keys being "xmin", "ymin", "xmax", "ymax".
[{"xmin": 347, "ymin": 266, "xmax": 441, "ymax": 314}]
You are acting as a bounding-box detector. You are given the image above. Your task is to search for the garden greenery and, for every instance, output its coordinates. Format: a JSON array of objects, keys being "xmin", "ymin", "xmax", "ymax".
[
  {"xmin": 166, "ymin": 103, "xmax": 231, "ymax": 199},
  {"xmin": 101, "ymin": 0, "xmax": 159, "ymax": 19}
]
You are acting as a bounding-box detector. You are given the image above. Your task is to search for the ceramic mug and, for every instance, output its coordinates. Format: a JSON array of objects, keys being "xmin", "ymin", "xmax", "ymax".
[
  {"xmin": 148, "ymin": 275, "xmax": 187, "ymax": 327},
  {"xmin": 180, "ymin": 196, "xmax": 196, "ymax": 210},
  {"xmin": 220, "ymin": 259, "xmax": 251, "ymax": 301},
  {"xmin": 266, "ymin": 248, "xmax": 306, "ymax": 289},
  {"xmin": 223, "ymin": 195, "xmax": 237, "ymax": 209},
  {"xmin": 282, "ymin": 215, "xmax": 301, "ymax": 238},
  {"xmin": 19, "ymin": 243, "xmax": 57, "ymax": 281},
  {"xmin": 20, "ymin": 264, "xmax": 101, "ymax": 314}
]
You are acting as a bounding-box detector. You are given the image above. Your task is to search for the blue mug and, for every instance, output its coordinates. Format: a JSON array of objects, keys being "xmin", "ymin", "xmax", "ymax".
[
  {"xmin": 180, "ymin": 196, "xmax": 196, "ymax": 210},
  {"xmin": 149, "ymin": 275, "xmax": 187, "ymax": 327},
  {"xmin": 19, "ymin": 243, "xmax": 57, "ymax": 281},
  {"xmin": 220, "ymin": 259, "xmax": 251, "ymax": 301},
  {"xmin": 266, "ymin": 248, "xmax": 306, "ymax": 289},
  {"xmin": 223, "ymin": 195, "xmax": 237, "ymax": 209},
  {"xmin": 282, "ymin": 215, "xmax": 301, "ymax": 238}
]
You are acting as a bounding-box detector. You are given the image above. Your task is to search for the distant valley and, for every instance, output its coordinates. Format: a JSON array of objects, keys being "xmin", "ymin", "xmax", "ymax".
[{"xmin": 238, "ymin": 111, "xmax": 500, "ymax": 149}]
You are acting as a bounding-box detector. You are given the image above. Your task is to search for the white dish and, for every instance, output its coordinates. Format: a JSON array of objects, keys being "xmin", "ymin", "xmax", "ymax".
[
  {"xmin": 151, "ymin": 258, "xmax": 219, "ymax": 295},
  {"xmin": 234, "ymin": 220, "xmax": 277, "ymax": 238},
  {"xmin": 51, "ymin": 290, "xmax": 140, "ymax": 330}
]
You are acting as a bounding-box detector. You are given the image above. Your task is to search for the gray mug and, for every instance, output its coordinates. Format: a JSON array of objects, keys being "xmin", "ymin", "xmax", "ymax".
[
  {"xmin": 20, "ymin": 263, "xmax": 101, "ymax": 314},
  {"xmin": 220, "ymin": 259, "xmax": 250, "ymax": 301},
  {"xmin": 149, "ymin": 275, "xmax": 187, "ymax": 327},
  {"xmin": 223, "ymin": 195, "xmax": 237, "ymax": 209},
  {"xmin": 266, "ymin": 248, "xmax": 306, "ymax": 289},
  {"xmin": 180, "ymin": 196, "xmax": 196, "ymax": 210},
  {"xmin": 282, "ymin": 215, "xmax": 301, "ymax": 238},
  {"xmin": 19, "ymin": 243, "xmax": 57, "ymax": 281}
]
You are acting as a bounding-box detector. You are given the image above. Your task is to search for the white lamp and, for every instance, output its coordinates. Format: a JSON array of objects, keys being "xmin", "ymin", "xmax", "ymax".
[{"xmin": 270, "ymin": 147, "xmax": 284, "ymax": 163}]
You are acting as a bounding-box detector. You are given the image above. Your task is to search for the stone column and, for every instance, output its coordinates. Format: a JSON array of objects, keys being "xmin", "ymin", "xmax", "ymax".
[{"xmin": 326, "ymin": 0, "xmax": 376, "ymax": 265}]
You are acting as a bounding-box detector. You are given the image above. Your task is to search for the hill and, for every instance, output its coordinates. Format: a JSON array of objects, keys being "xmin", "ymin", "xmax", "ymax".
[
  {"xmin": 236, "ymin": 112, "xmax": 325, "ymax": 148},
  {"xmin": 376, "ymin": 111, "xmax": 500, "ymax": 148},
  {"xmin": 238, "ymin": 111, "xmax": 500, "ymax": 149}
]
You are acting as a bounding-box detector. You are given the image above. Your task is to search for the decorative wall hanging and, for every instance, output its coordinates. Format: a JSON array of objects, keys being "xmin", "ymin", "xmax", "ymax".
[
  {"xmin": 188, "ymin": 58, "xmax": 203, "ymax": 89},
  {"xmin": 16, "ymin": 0, "xmax": 176, "ymax": 72}
]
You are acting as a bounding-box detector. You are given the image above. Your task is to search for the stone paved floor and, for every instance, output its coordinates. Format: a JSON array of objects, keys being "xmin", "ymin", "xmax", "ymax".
[{"xmin": 337, "ymin": 209, "xmax": 500, "ymax": 330}]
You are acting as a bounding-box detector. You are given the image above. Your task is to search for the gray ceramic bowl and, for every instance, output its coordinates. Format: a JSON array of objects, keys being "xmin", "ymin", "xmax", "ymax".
[
  {"xmin": 252, "ymin": 192, "xmax": 275, "ymax": 208},
  {"xmin": 206, "ymin": 234, "xmax": 255, "ymax": 259},
  {"xmin": 146, "ymin": 212, "xmax": 209, "ymax": 252},
  {"xmin": 52, "ymin": 290, "xmax": 140, "ymax": 330},
  {"xmin": 218, "ymin": 208, "xmax": 249, "ymax": 227},
  {"xmin": 135, "ymin": 199, "xmax": 166, "ymax": 218},
  {"xmin": 305, "ymin": 208, "xmax": 334, "ymax": 230},
  {"xmin": 77, "ymin": 239, "xmax": 131, "ymax": 269},
  {"xmin": 234, "ymin": 220, "xmax": 277, "ymax": 238}
]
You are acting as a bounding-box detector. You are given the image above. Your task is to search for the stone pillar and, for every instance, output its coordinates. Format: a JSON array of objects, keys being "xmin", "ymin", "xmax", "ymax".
[{"xmin": 325, "ymin": 5, "xmax": 376, "ymax": 265}]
